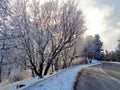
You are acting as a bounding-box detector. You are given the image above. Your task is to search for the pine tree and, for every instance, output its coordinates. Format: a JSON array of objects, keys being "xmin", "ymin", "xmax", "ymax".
[
  {"xmin": 117, "ymin": 38, "xmax": 120, "ymax": 52},
  {"xmin": 93, "ymin": 34, "xmax": 104, "ymax": 60},
  {"xmin": 116, "ymin": 38, "xmax": 120, "ymax": 61}
]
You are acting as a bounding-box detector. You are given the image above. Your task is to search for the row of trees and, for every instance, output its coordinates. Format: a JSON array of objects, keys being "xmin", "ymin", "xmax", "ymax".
[
  {"xmin": 0, "ymin": 0, "xmax": 86, "ymax": 82},
  {"xmin": 82, "ymin": 34, "xmax": 120, "ymax": 63},
  {"xmin": 104, "ymin": 38, "xmax": 120, "ymax": 62},
  {"xmin": 1, "ymin": 0, "xmax": 119, "ymax": 84}
]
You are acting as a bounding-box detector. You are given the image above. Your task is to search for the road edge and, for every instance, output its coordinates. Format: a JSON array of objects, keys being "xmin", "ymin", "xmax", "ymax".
[{"xmin": 73, "ymin": 64, "xmax": 101, "ymax": 90}]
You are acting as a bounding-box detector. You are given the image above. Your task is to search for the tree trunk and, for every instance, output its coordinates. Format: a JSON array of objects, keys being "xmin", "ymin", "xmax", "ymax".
[
  {"xmin": 55, "ymin": 59, "xmax": 59, "ymax": 71},
  {"xmin": 44, "ymin": 62, "xmax": 51, "ymax": 76},
  {"xmin": 51, "ymin": 64, "xmax": 54, "ymax": 73},
  {"xmin": 24, "ymin": 59, "xmax": 27, "ymax": 70},
  {"xmin": 31, "ymin": 69, "xmax": 35, "ymax": 77},
  {"xmin": 62, "ymin": 60, "xmax": 67, "ymax": 69},
  {"xmin": 68, "ymin": 58, "xmax": 73, "ymax": 67},
  {"xmin": 7, "ymin": 67, "xmax": 12, "ymax": 78},
  {"xmin": 39, "ymin": 63, "xmax": 43, "ymax": 78},
  {"xmin": 0, "ymin": 65, "xmax": 1, "ymax": 83}
]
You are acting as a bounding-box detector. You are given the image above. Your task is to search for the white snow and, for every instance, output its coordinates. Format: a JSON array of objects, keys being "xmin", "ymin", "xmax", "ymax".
[
  {"xmin": 105, "ymin": 61, "xmax": 120, "ymax": 64},
  {"xmin": 0, "ymin": 61, "xmax": 100, "ymax": 90},
  {"xmin": 0, "ymin": 77, "xmax": 38, "ymax": 90},
  {"xmin": 91, "ymin": 59, "xmax": 100, "ymax": 64},
  {"xmin": 0, "ymin": 73, "xmax": 57, "ymax": 90},
  {"xmin": 21, "ymin": 61, "xmax": 100, "ymax": 90}
]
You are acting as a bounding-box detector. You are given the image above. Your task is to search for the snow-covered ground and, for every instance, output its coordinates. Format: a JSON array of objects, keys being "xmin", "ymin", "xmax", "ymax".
[
  {"xmin": 0, "ymin": 73, "xmax": 58, "ymax": 90},
  {"xmin": 0, "ymin": 77, "xmax": 38, "ymax": 90},
  {"xmin": 106, "ymin": 61, "xmax": 120, "ymax": 64},
  {"xmin": 0, "ymin": 60, "xmax": 100, "ymax": 90},
  {"xmin": 92, "ymin": 59, "xmax": 100, "ymax": 63},
  {"xmin": 21, "ymin": 61, "xmax": 100, "ymax": 90}
]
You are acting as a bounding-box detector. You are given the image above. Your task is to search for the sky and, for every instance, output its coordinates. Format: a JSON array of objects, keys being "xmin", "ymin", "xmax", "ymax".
[
  {"xmin": 78, "ymin": 0, "xmax": 120, "ymax": 51},
  {"xmin": 11, "ymin": 0, "xmax": 120, "ymax": 51}
]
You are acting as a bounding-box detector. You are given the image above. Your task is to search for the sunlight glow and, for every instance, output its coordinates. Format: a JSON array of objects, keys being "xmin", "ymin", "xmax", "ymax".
[{"xmin": 79, "ymin": 0, "xmax": 113, "ymax": 36}]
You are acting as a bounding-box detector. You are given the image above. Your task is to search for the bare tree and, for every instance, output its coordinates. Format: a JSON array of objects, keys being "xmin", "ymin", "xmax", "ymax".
[
  {"xmin": 12, "ymin": 0, "xmax": 86, "ymax": 78},
  {"xmin": 43, "ymin": 0, "xmax": 85, "ymax": 75},
  {"xmin": 0, "ymin": 0, "xmax": 14, "ymax": 82}
]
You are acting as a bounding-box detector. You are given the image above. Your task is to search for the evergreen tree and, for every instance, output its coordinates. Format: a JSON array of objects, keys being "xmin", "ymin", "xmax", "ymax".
[
  {"xmin": 116, "ymin": 38, "xmax": 120, "ymax": 61},
  {"xmin": 93, "ymin": 34, "xmax": 104, "ymax": 60},
  {"xmin": 117, "ymin": 38, "xmax": 120, "ymax": 52}
]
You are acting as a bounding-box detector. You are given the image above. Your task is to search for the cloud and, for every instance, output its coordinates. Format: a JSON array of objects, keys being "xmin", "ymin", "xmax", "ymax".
[{"xmin": 78, "ymin": 0, "xmax": 120, "ymax": 51}]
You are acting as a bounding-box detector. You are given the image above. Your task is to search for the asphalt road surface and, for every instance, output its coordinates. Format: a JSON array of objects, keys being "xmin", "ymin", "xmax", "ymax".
[{"xmin": 75, "ymin": 62, "xmax": 120, "ymax": 90}]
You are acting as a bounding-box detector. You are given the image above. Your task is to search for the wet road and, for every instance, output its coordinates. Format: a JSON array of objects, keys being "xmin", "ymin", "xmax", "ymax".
[{"xmin": 75, "ymin": 63, "xmax": 120, "ymax": 90}]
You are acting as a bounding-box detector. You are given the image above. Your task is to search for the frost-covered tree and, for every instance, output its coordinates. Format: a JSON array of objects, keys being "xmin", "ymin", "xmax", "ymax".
[
  {"xmin": 117, "ymin": 38, "xmax": 120, "ymax": 52},
  {"xmin": 12, "ymin": 0, "xmax": 86, "ymax": 78},
  {"xmin": 0, "ymin": 0, "xmax": 21, "ymax": 83},
  {"xmin": 0, "ymin": 0, "xmax": 13, "ymax": 82},
  {"xmin": 103, "ymin": 38, "xmax": 120, "ymax": 62},
  {"xmin": 115, "ymin": 38, "xmax": 120, "ymax": 61},
  {"xmin": 82, "ymin": 34, "xmax": 104, "ymax": 62},
  {"xmin": 82, "ymin": 36, "xmax": 94, "ymax": 63}
]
